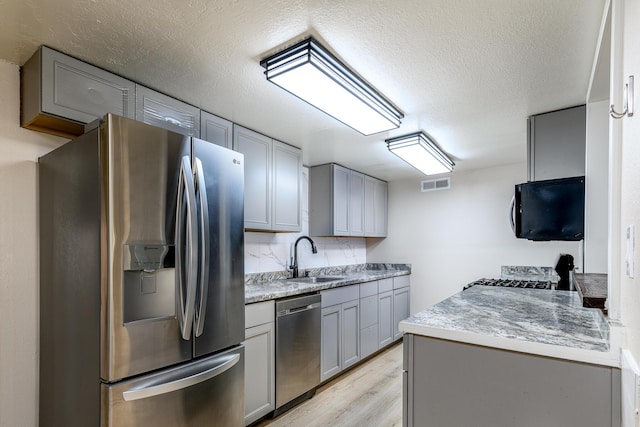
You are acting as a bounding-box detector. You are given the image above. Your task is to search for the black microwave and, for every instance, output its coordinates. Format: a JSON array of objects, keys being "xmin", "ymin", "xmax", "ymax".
[{"xmin": 512, "ymin": 176, "xmax": 585, "ymax": 241}]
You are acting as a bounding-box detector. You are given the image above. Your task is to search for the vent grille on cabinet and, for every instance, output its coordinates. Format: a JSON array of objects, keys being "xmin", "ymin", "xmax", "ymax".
[{"xmin": 421, "ymin": 177, "xmax": 450, "ymax": 192}]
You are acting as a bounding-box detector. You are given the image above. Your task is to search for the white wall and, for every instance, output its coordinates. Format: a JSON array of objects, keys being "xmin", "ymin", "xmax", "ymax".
[
  {"xmin": 244, "ymin": 167, "xmax": 366, "ymax": 274},
  {"xmin": 618, "ymin": 0, "xmax": 640, "ymax": 366},
  {"xmin": 367, "ymin": 163, "xmax": 580, "ymax": 313},
  {"xmin": 0, "ymin": 60, "xmax": 67, "ymax": 427}
]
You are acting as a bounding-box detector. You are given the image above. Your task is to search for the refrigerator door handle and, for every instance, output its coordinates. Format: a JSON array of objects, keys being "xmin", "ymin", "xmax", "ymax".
[
  {"xmin": 193, "ymin": 157, "xmax": 209, "ymax": 337},
  {"xmin": 121, "ymin": 353, "xmax": 240, "ymax": 402},
  {"xmin": 176, "ymin": 156, "xmax": 198, "ymax": 340},
  {"xmin": 509, "ymin": 194, "xmax": 516, "ymax": 234}
]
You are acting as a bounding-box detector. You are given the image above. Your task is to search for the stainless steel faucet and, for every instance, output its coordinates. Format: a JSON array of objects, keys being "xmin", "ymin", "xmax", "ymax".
[{"xmin": 289, "ymin": 236, "xmax": 318, "ymax": 278}]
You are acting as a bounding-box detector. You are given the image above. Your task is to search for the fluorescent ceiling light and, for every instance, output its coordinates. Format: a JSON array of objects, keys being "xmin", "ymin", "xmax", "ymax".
[
  {"xmin": 260, "ymin": 37, "xmax": 403, "ymax": 136},
  {"xmin": 386, "ymin": 132, "xmax": 454, "ymax": 175}
]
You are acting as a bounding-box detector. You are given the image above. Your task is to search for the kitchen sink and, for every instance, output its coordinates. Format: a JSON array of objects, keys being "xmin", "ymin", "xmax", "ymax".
[{"xmin": 288, "ymin": 276, "xmax": 345, "ymax": 283}]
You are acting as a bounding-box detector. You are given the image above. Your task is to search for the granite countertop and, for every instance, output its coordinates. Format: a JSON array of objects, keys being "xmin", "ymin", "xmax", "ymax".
[
  {"xmin": 245, "ymin": 263, "xmax": 411, "ymax": 304},
  {"xmin": 400, "ymin": 285, "xmax": 620, "ymax": 367},
  {"xmin": 574, "ymin": 273, "xmax": 608, "ymax": 310}
]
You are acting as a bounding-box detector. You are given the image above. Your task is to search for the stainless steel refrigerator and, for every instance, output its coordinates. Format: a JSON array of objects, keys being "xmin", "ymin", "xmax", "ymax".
[{"xmin": 39, "ymin": 114, "xmax": 245, "ymax": 426}]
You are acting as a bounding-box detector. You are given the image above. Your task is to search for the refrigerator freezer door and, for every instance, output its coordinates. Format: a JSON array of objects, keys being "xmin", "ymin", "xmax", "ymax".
[
  {"xmin": 102, "ymin": 346, "xmax": 244, "ymax": 427},
  {"xmin": 192, "ymin": 138, "xmax": 245, "ymax": 357},
  {"xmin": 102, "ymin": 114, "xmax": 192, "ymax": 381}
]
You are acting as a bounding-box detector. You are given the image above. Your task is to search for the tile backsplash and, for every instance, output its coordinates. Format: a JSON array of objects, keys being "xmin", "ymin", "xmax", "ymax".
[{"xmin": 244, "ymin": 167, "xmax": 366, "ymax": 274}]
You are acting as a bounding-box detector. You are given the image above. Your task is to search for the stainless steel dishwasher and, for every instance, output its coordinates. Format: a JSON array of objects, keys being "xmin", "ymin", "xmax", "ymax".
[{"xmin": 274, "ymin": 293, "xmax": 321, "ymax": 416}]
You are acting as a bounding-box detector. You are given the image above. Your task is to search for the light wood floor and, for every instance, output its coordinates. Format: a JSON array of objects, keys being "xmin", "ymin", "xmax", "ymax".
[{"xmin": 256, "ymin": 342, "xmax": 403, "ymax": 427}]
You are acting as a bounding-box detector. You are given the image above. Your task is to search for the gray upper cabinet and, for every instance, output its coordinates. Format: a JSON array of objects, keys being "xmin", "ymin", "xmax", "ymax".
[
  {"xmin": 200, "ymin": 111, "xmax": 233, "ymax": 148},
  {"xmin": 310, "ymin": 163, "xmax": 387, "ymax": 237},
  {"xmin": 364, "ymin": 176, "xmax": 388, "ymax": 237},
  {"xmin": 527, "ymin": 105, "xmax": 586, "ymax": 181},
  {"xmin": 392, "ymin": 276, "xmax": 411, "ymax": 341},
  {"xmin": 21, "ymin": 46, "xmax": 135, "ymax": 138},
  {"xmin": 272, "ymin": 140, "xmax": 303, "ymax": 232},
  {"xmin": 234, "ymin": 126, "xmax": 272, "ymax": 230},
  {"xmin": 233, "ymin": 125, "xmax": 301, "ymax": 232},
  {"xmin": 332, "ymin": 165, "xmax": 350, "ymax": 235},
  {"xmin": 349, "ymin": 171, "xmax": 365, "ymax": 236},
  {"xmin": 135, "ymin": 84, "xmax": 200, "ymax": 137}
]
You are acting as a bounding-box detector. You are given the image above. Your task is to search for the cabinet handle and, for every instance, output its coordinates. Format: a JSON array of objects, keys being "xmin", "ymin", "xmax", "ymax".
[{"xmin": 610, "ymin": 75, "xmax": 634, "ymax": 119}]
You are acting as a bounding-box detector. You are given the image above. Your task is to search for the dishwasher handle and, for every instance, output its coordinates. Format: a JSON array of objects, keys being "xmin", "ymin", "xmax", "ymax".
[{"xmin": 277, "ymin": 302, "xmax": 321, "ymax": 317}]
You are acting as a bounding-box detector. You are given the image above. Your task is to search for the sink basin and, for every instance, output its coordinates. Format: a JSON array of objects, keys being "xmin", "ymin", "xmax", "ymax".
[{"xmin": 288, "ymin": 276, "xmax": 345, "ymax": 283}]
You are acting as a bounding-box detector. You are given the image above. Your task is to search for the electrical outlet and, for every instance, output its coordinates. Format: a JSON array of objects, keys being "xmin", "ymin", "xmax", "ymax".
[{"xmin": 626, "ymin": 225, "xmax": 635, "ymax": 278}]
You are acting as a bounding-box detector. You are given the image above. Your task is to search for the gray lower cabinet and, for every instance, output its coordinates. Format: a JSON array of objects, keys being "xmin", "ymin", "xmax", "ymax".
[
  {"xmin": 200, "ymin": 111, "xmax": 233, "ymax": 148},
  {"xmin": 21, "ymin": 45, "xmax": 135, "ymax": 138},
  {"xmin": 244, "ymin": 301, "xmax": 275, "ymax": 425},
  {"xmin": 378, "ymin": 278, "xmax": 394, "ymax": 348},
  {"xmin": 320, "ymin": 286, "xmax": 360, "ymax": 382},
  {"xmin": 135, "ymin": 84, "xmax": 200, "ymax": 137},
  {"xmin": 233, "ymin": 125, "xmax": 302, "ymax": 232},
  {"xmin": 403, "ymin": 334, "xmax": 620, "ymax": 427},
  {"xmin": 392, "ymin": 276, "xmax": 411, "ymax": 341},
  {"xmin": 321, "ymin": 304, "xmax": 342, "ymax": 381},
  {"xmin": 359, "ymin": 281, "xmax": 379, "ymax": 359},
  {"xmin": 341, "ymin": 299, "xmax": 360, "ymax": 369}
]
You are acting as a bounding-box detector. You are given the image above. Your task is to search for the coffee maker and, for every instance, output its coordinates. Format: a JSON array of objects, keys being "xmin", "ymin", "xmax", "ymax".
[{"xmin": 555, "ymin": 254, "xmax": 575, "ymax": 291}]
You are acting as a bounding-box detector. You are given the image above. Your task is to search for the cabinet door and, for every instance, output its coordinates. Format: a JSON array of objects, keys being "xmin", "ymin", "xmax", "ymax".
[
  {"xmin": 378, "ymin": 291, "xmax": 393, "ymax": 348},
  {"xmin": 200, "ymin": 111, "xmax": 232, "ymax": 148},
  {"xmin": 321, "ymin": 305, "xmax": 342, "ymax": 382},
  {"xmin": 272, "ymin": 140, "xmax": 302, "ymax": 232},
  {"xmin": 374, "ymin": 180, "xmax": 388, "ymax": 236},
  {"xmin": 244, "ymin": 322, "xmax": 275, "ymax": 425},
  {"xmin": 341, "ymin": 300, "xmax": 360, "ymax": 369},
  {"xmin": 393, "ymin": 287, "xmax": 410, "ymax": 341},
  {"xmin": 528, "ymin": 105, "xmax": 586, "ymax": 181},
  {"xmin": 364, "ymin": 176, "xmax": 388, "ymax": 237},
  {"xmin": 135, "ymin": 85, "xmax": 200, "ymax": 137},
  {"xmin": 332, "ymin": 165, "xmax": 350, "ymax": 236},
  {"xmin": 41, "ymin": 47, "xmax": 136, "ymax": 124},
  {"xmin": 348, "ymin": 171, "xmax": 365, "ymax": 236},
  {"xmin": 234, "ymin": 125, "xmax": 272, "ymax": 230},
  {"xmin": 364, "ymin": 176, "xmax": 376, "ymax": 236},
  {"xmin": 360, "ymin": 294, "xmax": 378, "ymax": 329},
  {"xmin": 360, "ymin": 324, "xmax": 378, "ymax": 359}
]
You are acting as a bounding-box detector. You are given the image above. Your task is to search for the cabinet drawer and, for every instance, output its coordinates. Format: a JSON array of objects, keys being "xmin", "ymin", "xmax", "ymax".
[
  {"xmin": 359, "ymin": 280, "xmax": 378, "ymax": 298},
  {"xmin": 321, "ymin": 286, "xmax": 359, "ymax": 308},
  {"xmin": 393, "ymin": 275, "xmax": 410, "ymax": 289},
  {"xmin": 378, "ymin": 278, "xmax": 393, "ymax": 293},
  {"xmin": 245, "ymin": 301, "xmax": 274, "ymax": 329}
]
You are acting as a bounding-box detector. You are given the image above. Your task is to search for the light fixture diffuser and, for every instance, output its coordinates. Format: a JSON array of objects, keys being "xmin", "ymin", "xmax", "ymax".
[
  {"xmin": 386, "ymin": 132, "xmax": 454, "ymax": 175},
  {"xmin": 260, "ymin": 37, "xmax": 403, "ymax": 136}
]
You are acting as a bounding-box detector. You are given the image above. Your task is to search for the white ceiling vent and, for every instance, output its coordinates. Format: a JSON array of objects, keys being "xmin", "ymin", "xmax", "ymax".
[{"xmin": 421, "ymin": 177, "xmax": 451, "ymax": 192}]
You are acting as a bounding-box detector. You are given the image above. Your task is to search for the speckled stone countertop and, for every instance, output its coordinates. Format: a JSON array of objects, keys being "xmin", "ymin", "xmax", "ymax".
[
  {"xmin": 245, "ymin": 263, "xmax": 411, "ymax": 304},
  {"xmin": 400, "ymin": 285, "xmax": 620, "ymax": 367}
]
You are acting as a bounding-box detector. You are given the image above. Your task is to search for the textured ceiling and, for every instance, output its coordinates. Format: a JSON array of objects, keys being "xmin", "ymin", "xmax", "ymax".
[{"xmin": 1, "ymin": 0, "xmax": 606, "ymax": 180}]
